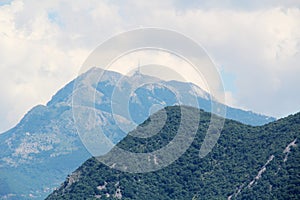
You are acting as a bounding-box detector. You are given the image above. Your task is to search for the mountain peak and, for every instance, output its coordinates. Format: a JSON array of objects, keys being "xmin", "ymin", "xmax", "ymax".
[{"xmin": 0, "ymin": 68, "xmax": 277, "ymax": 199}]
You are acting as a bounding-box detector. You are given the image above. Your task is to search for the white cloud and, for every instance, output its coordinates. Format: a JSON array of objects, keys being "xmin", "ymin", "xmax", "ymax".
[
  {"xmin": 0, "ymin": 0, "xmax": 90, "ymax": 132},
  {"xmin": 0, "ymin": 0, "xmax": 299, "ymax": 132}
]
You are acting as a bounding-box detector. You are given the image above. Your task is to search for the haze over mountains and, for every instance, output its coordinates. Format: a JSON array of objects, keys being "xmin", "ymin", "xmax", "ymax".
[{"xmin": 0, "ymin": 68, "xmax": 276, "ymax": 199}]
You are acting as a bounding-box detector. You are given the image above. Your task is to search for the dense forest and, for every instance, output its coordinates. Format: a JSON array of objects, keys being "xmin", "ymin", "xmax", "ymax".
[{"xmin": 47, "ymin": 106, "xmax": 300, "ymax": 200}]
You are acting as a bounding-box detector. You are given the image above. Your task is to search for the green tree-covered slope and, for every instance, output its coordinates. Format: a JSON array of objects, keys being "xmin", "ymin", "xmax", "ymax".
[{"xmin": 47, "ymin": 106, "xmax": 299, "ymax": 200}]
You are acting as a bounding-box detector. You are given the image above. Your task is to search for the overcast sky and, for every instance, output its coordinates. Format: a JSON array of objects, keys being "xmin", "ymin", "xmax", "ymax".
[{"xmin": 0, "ymin": 0, "xmax": 300, "ymax": 133}]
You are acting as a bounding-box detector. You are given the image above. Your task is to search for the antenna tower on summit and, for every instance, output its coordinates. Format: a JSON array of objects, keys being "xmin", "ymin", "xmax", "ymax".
[{"xmin": 137, "ymin": 59, "xmax": 141, "ymax": 75}]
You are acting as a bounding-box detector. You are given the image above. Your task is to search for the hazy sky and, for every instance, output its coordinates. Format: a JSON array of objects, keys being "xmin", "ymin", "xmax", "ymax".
[{"xmin": 0, "ymin": 0, "xmax": 300, "ymax": 133}]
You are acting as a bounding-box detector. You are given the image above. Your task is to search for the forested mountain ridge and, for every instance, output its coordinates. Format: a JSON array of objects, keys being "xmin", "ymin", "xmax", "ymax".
[{"xmin": 47, "ymin": 106, "xmax": 299, "ymax": 200}]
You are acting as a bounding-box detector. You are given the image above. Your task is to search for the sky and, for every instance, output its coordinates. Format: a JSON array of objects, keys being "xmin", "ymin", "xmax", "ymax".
[{"xmin": 0, "ymin": 0, "xmax": 300, "ymax": 133}]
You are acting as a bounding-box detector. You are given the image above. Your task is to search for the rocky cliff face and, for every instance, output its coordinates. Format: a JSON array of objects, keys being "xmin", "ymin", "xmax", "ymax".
[{"xmin": 0, "ymin": 68, "xmax": 275, "ymax": 199}]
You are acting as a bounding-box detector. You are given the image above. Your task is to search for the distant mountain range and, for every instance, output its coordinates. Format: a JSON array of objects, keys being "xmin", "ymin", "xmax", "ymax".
[
  {"xmin": 0, "ymin": 68, "xmax": 276, "ymax": 199},
  {"xmin": 47, "ymin": 106, "xmax": 300, "ymax": 200}
]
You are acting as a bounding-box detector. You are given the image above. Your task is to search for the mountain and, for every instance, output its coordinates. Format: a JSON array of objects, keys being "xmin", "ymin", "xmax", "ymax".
[
  {"xmin": 47, "ymin": 106, "xmax": 300, "ymax": 200},
  {"xmin": 0, "ymin": 68, "xmax": 275, "ymax": 199}
]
